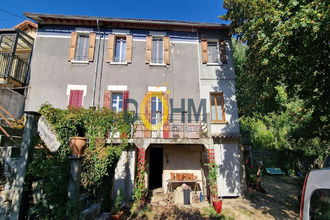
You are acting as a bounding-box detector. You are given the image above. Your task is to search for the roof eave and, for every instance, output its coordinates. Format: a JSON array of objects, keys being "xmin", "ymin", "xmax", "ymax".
[{"xmin": 23, "ymin": 12, "xmax": 230, "ymax": 30}]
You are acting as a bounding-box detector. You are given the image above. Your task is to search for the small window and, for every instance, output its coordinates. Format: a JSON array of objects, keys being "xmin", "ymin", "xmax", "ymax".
[
  {"xmin": 151, "ymin": 38, "xmax": 164, "ymax": 64},
  {"xmin": 207, "ymin": 42, "xmax": 219, "ymax": 64},
  {"xmin": 75, "ymin": 34, "xmax": 89, "ymax": 61},
  {"xmin": 210, "ymin": 93, "xmax": 225, "ymax": 122},
  {"xmin": 112, "ymin": 92, "xmax": 123, "ymax": 113},
  {"xmin": 114, "ymin": 37, "xmax": 126, "ymax": 63},
  {"xmin": 151, "ymin": 96, "xmax": 163, "ymax": 125},
  {"xmin": 309, "ymin": 189, "xmax": 330, "ymax": 219},
  {"xmin": 0, "ymin": 34, "xmax": 15, "ymax": 53}
]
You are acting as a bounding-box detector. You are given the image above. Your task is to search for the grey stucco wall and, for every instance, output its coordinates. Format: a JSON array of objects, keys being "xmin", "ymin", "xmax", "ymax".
[
  {"xmin": 0, "ymin": 88, "xmax": 25, "ymax": 118},
  {"xmin": 197, "ymin": 29, "xmax": 240, "ymax": 135},
  {"xmin": 25, "ymin": 26, "xmax": 202, "ymax": 113}
]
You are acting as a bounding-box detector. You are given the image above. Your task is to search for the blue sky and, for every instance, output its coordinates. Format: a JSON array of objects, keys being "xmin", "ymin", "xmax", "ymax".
[{"xmin": 1, "ymin": 0, "xmax": 228, "ymax": 29}]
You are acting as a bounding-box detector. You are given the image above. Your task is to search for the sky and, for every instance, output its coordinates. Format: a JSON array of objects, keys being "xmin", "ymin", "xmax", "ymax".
[{"xmin": 0, "ymin": 0, "xmax": 228, "ymax": 29}]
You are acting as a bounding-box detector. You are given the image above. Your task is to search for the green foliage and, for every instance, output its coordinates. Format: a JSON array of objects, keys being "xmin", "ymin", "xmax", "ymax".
[
  {"xmin": 26, "ymin": 103, "xmax": 135, "ymax": 218},
  {"xmin": 205, "ymin": 162, "xmax": 220, "ymax": 199},
  {"xmin": 203, "ymin": 205, "xmax": 228, "ymax": 219},
  {"xmin": 222, "ymin": 0, "xmax": 329, "ymax": 168},
  {"xmin": 114, "ymin": 188, "xmax": 125, "ymax": 214},
  {"xmin": 25, "ymin": 137, "xmax": 70, "ymax": 219},
  {"xmin": 132, "ymin": 164, "xmax": 148, "ymax": 203}
]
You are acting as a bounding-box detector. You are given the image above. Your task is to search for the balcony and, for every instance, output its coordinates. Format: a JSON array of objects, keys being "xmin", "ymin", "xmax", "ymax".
[
  {"xmin": 133, "ymin": 113, "xmax": 210, "ymax": 139},
  {"xmin": 0, "ymin": 29, "xmax": 33, "ymax": 87}
]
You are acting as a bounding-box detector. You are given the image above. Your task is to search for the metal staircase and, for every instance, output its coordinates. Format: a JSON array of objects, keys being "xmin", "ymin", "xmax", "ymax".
[{"xmin": 0, "ymin": 106, "xmax": 25, "ymax": 217}]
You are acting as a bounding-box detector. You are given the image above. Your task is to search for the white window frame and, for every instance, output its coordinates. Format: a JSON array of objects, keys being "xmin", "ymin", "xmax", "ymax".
[
  {"xmin": 207, "ymin": 41, "xmax": 221, "ymax": 66},
  {"xmin": 73, "ymin": 33, "xmax": 89, "ymax": 63},
  {"xmin": 151, "ymin": 37, "xmax": 164, "ymax": 65},
  {"xmin": 66, "ymin": 84, "xmax": 87, "ymax": 106},
  {"xmin": 113, "ymin": 35, "xmax": 127, "ymax": 64},
  {"xmin": 111, "ymin": 92, "xmax": 124, "ymax": 113}
]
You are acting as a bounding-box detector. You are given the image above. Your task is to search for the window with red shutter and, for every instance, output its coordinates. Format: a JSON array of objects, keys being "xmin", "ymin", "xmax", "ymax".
[{"xmin": 68, "ymin": 90, "xmax": 83, "ymax": 108}]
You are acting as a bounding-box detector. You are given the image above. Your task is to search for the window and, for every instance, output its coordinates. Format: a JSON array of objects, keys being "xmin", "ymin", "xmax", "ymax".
[
  {"xmin": 67, "ymin": 85, "xmax": 87, "ymax": 108},
  {"xmin": 151, "ymin": 96, "xmax": 163, "ymax": 124},
  {"xmin": 103, "ymin": 89, "xmax": 129, "ymax": 111},
  {"xmin": 68, "ymin": 32, "xmax": 96, "ymax": 62},
  {"xmin": 207, "ymin": 42, "xmax": 220, "ymax": 64},
  {"xmin": 151, "ymin": 38, "xmax": 164, "ymax": 64},
  {"xmin": 0, "ymin": 34, "xmax": 15, "ymax": 53},
  {"xmin": 68, "ymin": 90, "xmax": 84, "ymax": 108},
  {"xmin": 210, "ymin": 92, "xmax": 225, "ymax": 122},
  {"xmin": 145, "ymin": 36, "xmax": 170, "ymax": 65},
  {"xmin": 201, "ymin": 39, "xmax": 227, "ymax": 64},
  {"xmin": 107, "ymin": 34, "xmax": 132, "ymax": 64},
  {"xmin": 75, "ymin": 34, "xmax": 89, "ymax": 61},
  {"xmin": 309, "ymin": 189, "xmax": 330, "ymax": 219},
  {"xmin": 114, "ymin": 37, "xmax": 126, "ymax": 62},
  {"xmin": 112, "ymin": 92, "xmax": 123, "ymax": 113}
]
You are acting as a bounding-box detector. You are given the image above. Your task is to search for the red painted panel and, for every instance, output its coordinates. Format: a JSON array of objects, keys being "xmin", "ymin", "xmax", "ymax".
[
  {"xmin": 123, "ymin": 90, "xmax": 129, "ymax": 110},
  {"xmin": 69, "ymin": 90, "xmax": 83, "ymax": 108}
]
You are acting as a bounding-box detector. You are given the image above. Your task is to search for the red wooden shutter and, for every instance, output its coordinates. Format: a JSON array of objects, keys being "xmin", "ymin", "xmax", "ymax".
[
  {"xmin": 219, "ymin": 40, "xmax": 227, "ymax": 64},
  {"xmin": 69, "ymin": 90, "xmax": 83, "ymax": 108},
  {"xmin": 163, "ymin": 92, "xmax": 169, "ymax": 138},
  {"xmin": 123, "ymin": 90, "xmax": 129, "ymax": 111},
  {"xmin": 103, "ymin": 90, "xmax": 112, "ymax": 109}
]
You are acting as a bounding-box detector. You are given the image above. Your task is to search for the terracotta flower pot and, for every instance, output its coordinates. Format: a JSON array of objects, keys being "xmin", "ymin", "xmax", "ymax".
[
  {"xmin": 111, "ymin": 211, "xmax": 123, "ymax": 220},
  {"xmin": 213, "ymin": 200, "xmax": 222, "ymax": 214},
  {"xmin": 69, "ymin": 136, "xmax": 87, "ymax": 157}
]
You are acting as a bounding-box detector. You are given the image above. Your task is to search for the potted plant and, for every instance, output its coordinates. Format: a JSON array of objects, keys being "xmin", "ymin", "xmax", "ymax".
[
  {"xmin": 205, "ymin": 162, "xmax": 222, "ymax": 214},
  {"xmin": 69, "ymin": 120, "xmax": 87, "ymax": 157},
  {"xmin": 112, "ymin": 188, "xmax": 125, "ymax": 220}
]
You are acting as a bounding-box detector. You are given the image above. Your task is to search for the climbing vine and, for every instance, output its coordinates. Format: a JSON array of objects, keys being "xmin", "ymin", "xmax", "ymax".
[{"xmin": 25, "ymin": 103, "xmax": 136, "ymax": 218}]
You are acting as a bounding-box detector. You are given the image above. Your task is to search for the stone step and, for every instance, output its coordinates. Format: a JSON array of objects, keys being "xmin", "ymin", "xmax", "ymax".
[
  {"xmin": 0, "ymin": 135, "xmax": 22, "ymax": 147},
  {"xmin": 81, "ymin": 204, "xmax": 101, "ymax": 220},
  {"xmin": 95, "ymin": 213, "xmax": 111, "ymax": 220}
]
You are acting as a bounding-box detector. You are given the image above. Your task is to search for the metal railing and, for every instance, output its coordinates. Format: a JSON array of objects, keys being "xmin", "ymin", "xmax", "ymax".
[
  {"xmin": 151, "ymin": 58, "xmax": 164, "ymax": 64},
  {"xmin": 132, "ymin": 113, "xmax": 210, "ymax": 139},
  {"xmin": 0, "ymin": 53, "xmax": 29, "ymax": 84},
  {"xmin": 0, "ymin": 105, "xmax": 24, "ymax": 147},
  {"xmin": 113, "ymin": 56, "xmax": 126, "ymax": 63}
]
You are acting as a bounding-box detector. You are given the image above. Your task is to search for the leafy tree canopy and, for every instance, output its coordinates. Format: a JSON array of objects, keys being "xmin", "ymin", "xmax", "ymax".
[{"xmin": 222, "ymin": 0, "xmax": 329, "ymax": 163}]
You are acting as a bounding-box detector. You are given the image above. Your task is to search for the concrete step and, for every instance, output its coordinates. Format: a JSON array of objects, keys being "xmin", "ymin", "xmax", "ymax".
[
  {"xmin": 95, "ymin": 213, "xmax": 111, "ymax": 220},
  {"xmin": 0, "ymin": 135, "xmax": 22, "ymax": 147},
  {"xmin": 0, "ymin": 127, "xmax": 24, "ymax": 137},
  {"xmin": 150, "ymin": 187, "xmax": 165, "ymax": 204},
  {"xmin": 81, "ymin": 204, "xmax": 101, "ymax": 220}
]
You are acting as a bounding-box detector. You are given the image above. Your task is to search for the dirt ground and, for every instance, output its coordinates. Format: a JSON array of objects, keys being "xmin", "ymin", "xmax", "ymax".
[
  {"xmin": 127, "ymin": 175, "xmax": 302, "ymax": 219},
  {"xmin": 221, "ymin": 175, "xmax": 301, "ymax": 220}
]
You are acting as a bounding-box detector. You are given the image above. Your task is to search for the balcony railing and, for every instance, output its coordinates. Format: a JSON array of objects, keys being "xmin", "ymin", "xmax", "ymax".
[
  {"xmin": 133, "ymin": 113, "xmax": 210, "ymax": 139},
  {"xmin": 0, "ymin": 53, "xmax": 29, "ymax": 84}
]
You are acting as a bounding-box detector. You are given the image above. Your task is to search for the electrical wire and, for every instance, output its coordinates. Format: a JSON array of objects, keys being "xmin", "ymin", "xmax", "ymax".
[{"xmin": 0, "ymin": 9, "xmax": 26, "ymax": 20}]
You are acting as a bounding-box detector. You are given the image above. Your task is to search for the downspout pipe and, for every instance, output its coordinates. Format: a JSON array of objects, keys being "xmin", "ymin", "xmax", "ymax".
[{"xmin": 92, "ymin": 19, "xmax": 101, "ymax": 107}]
